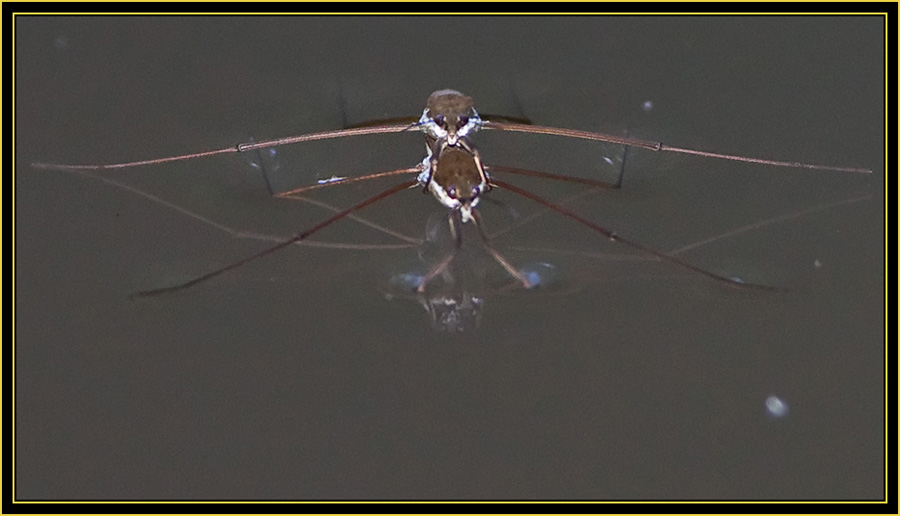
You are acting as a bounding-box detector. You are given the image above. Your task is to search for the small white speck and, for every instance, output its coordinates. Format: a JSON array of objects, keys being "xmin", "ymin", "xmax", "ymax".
[
  {"xmin": 765, "ymin": 395, "xmax": 789, "ymax": 418},
  {"xmin": 814, "ymin": 259, "xmax": 823, "ymax": 269},
  {"xmin": 642, "ymin": 100, "xmax": 654, "ymax": 112}
]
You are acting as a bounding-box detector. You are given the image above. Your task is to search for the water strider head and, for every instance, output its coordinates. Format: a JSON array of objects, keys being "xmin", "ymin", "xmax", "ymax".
[
  {"xmin": 421, "ymin": 145, "xmax": 490, "ymax": 221},
  {"xmin": 419, "ymin": 89, "xmax": 483, "ymax": 146}
]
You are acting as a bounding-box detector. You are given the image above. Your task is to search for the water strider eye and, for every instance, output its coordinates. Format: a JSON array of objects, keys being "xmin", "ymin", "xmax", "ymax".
[
  {"xmin": 471, "ymin": 186, "xmax": 479, "ymax": 198},
  {"xmin": 457, "ymin": 116, "xmax": 469, "ymax": 129},
  {"xmin": 433, "ymin": 114, "xmax": 445, "ymax": 128},
  {"xmin": 447, "ymin": 186, "xmax": 457, "ymax": 199}
]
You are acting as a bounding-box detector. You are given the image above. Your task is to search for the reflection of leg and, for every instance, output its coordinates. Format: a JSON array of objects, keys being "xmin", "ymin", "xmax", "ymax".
[
  {"xmin": 668, "ymin": 194, "xmax": 875, "ymax": 256},
  {"xmin": 506, "ymin": 77, "xmax": 530, "ymax": 126},
  {"xmin": 282, "ymin": 195, "xmax": 422, "ymax": 245},
  {"xmin": 242, "ymin": 137, "xmax": 279, "ymax": 195},
  {"xmin": 54, "ymin": 167, "xmax": 420, "ymax": 250},
  {"xmin": 616, "ymin": 128, "xmax": 630, "ymax": 189},
  {"xmin": 136, "ymin": 180, "xmax": 416, "ymax": 297},
  {"xmin": 415, "ymin": 252, "xmax": 457, "ymax": 294},
  {"xmin": 336, "ymin": 77, "xmax": 350, "ymax": 130},
  {"xmin": 416, "ymin": 210, "xmax": 463, "ymax": 294},
  {"xmin": 239, "ymin": 138, "xmax": 422, "ymax": 245},
  {"xmin": 471, "ymin": 209, "xmax": 533, "ymax": 289}
]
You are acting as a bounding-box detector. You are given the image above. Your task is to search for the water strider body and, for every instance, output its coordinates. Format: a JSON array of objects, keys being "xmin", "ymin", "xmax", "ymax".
[{"xmin": 32, "ymin": 89, "xmax": 871, "ymax": 297}]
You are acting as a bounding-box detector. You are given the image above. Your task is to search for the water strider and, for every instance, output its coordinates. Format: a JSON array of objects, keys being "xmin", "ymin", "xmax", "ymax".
[{"xmin": 32, "ymin": 89, "xmax": 872, "ymax": 299}]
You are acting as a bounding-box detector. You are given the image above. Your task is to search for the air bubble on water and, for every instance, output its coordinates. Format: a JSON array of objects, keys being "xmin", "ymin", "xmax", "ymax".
[
  {"xmin": 518, "ymin": 262, "xmax": 558, "ymax": 289},
  {"xmin": 814, "ymin": 259, "xmax": 823, "ymax": 269},
  {"xmin": 390, "ymin": 273, "xmax": 425, "ymax": 291},
  {"xmin": 765, "ymin": 395, "xmax": 789, "ymax": 418},
  {"xmin": 642, "ymin": 100, "xmax": 654, "ymax": 112}
]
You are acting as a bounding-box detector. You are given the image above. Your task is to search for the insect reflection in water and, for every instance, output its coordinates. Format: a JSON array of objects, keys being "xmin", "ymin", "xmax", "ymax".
[{"xmin": 32, "ymin": 89, "xmax": 873, "ymax": 330}]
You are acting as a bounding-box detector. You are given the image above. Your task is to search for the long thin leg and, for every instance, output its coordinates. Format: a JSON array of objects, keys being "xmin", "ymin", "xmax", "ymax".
[
  {"xmin": 486, "ymin": 165, "xmax": 619, "ymax": 189},
  {"xmin": 276, "ymin": 166, "xmax": 422, "ymax": 197},
  {"xmin": 344, "ymin": 113, "xmax": 533, "ymax": 129},
  {"xmin": 133, "ymin": 179, "xmax": 417, "ymax": 297},
  {"xmin": 483, "ymin": 122, "xmax": 872, "ymax": 174},
  {"xmin": 472, "ymin": 133, "xmax": 628, "ymax": 288},
  {"xmin": 31, "ymin": 119, "xmax": 870, "ymax": 175},
  {"xmin": 346, "ymin": 115, "xmax": 421, "ymax": 129},
  {"xmin": 490, "ymin": 178, "xmax": 785, "ymax": 291},
  {"xmin": 274, "ymin": 166, "xmax": 424, "ymax": 244},
  {"xmin": 241, "ymin": 144, "xmax": 423, "ymax": 243},
  {"xmin": 483, "ymin": 155, "xmax": 626, "ymax": 240},
  {"xmin": 30, "ymin": 123, "xmax": 411, "ymax": 171},
  {"xmin": 469, "ymin": 209, "xmax": 533, "ymax": 288},
  {"xmin": 485, "ymin": 186, "xmax": 607, "ymax": 243}
]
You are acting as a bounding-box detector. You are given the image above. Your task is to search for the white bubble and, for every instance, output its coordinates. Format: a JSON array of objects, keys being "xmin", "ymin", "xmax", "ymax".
[
  {"xmin": 642, "ymin": 100, "xmax": 654, "ymax": 112},
  {"xmin": 518, "ymin": 262, "xmax": 558, "ymax": 289},
  {"xmin": 765, "ymin": 395, "xmax": 789, "ymax": 418},
  {"xmin": 390, "ymin": 273, "xmax": 425, "ymax": 291}
]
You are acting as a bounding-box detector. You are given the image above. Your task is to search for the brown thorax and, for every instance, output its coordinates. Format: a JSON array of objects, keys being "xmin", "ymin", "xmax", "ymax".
[{"xmin": 420, "ymin": 89, "xmax": 482, "ymax": 147}]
